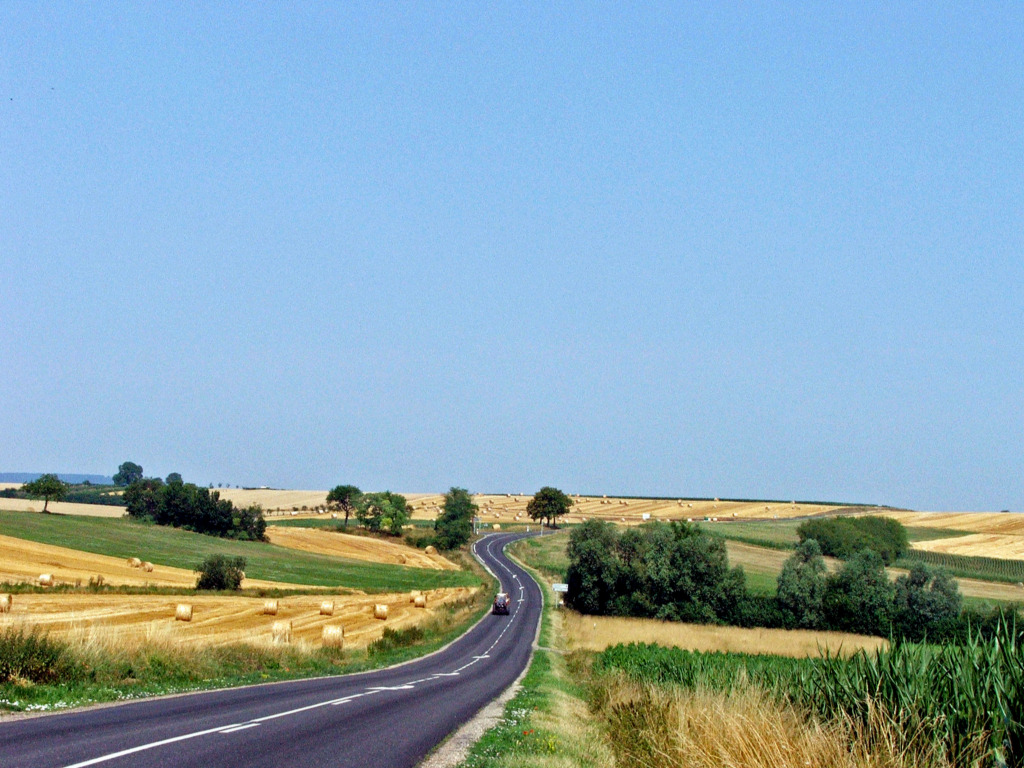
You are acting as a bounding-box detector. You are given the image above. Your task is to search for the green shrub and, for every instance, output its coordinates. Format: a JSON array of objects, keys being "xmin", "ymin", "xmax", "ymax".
[
  {"xmin": 0, "ymin": 627, "xmax": 77, "ymax": 684},
  {"xmin": 195, "ymin": 554, "xmax": 246, "ymax": 590},
  {"xmin": 368, "ymin": 626, "xmax": 425, "ymax": 656},
  {"xmin": 797, "ymin": 516, "xmax": 908, "ymax": 564}
]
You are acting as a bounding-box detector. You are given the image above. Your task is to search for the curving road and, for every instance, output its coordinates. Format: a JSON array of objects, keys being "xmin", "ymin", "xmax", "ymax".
[{"xmin": 1, "ymin": 532, "xmax": 543, "ymax": 768}]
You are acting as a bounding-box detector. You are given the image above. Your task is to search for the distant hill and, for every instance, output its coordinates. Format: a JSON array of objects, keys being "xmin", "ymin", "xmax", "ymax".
[{"xmin": 0, "ymin": 472, "xmax": 114, "ymax": 485}]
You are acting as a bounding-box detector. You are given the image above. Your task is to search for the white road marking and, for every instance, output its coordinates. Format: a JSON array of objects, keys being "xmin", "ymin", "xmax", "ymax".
[{"xmin": 219, "ymin": 723, "xmax": 260, "ymax": 734}]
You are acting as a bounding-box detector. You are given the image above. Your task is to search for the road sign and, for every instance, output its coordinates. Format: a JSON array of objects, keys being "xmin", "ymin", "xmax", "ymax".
[{"xmin": 552, "ymin": 583, "xmax": 568, "ymax": 593}]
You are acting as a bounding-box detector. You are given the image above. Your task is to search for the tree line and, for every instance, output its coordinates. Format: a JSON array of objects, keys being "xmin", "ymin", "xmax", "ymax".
[
  {"xmin": 565, "ymin": 519, "xmax": 965, "ymax": 641},
  {"xmin": 125, "ymin": 476, "xmax": 267, "ymax": 541}
]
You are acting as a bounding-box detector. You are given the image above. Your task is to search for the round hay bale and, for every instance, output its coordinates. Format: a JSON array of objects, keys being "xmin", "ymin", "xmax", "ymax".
[
  {"xmin": 414, "ymin": 594, "xmax": 427, "ymax": 608},
  {"xmin": 175, "ymin": 603, "xmax": 193, "ymax": 622},
  {"xmin": 0, "ymin": 594, "xmax": 11, "ymax": 613},
  {"xmin": 492, "ymin": 523, "xmax": 501, "ymax": 530},
  {"xmin": 322, "ymin": 625, "xmax": 344, "ymax": 649},
  {"xmin": 373, "ymin": 604, "xmax": 388, "ymax": 620},
  {"xmin": 142, "ymin": 562, "xmax": 154, "ymax": 573},
  {"xmin": 397, "ymin": 554, "xmax": 407, "ymax": 564},
  {"xmin": 271, "ymin": 620, "xmax": 292, "ymax": 644},
  {"xmin": 409, "ymin": 590, "xmax": 422, "ymax": 603},
  {"xmin": 127, "ymin": 557, "xmax": 142, "ymax": 568},
  {"xmin": 425, "ymin": 545, "xmax": 438, "ymax": 555},
  {"xmin": 320, "ymin": 600, "xmax": 335, "ymax": 616},
  {"xmin": 1017, "ymin": 582, "xmax": 1023, "ymax": 589},
  {"xmin": 263, "ymin": 599, "xmax": 279, "ymax": 616},
  {"xmin": 38, "ymin": 574, "xmax": 54, "ymax": 587}
]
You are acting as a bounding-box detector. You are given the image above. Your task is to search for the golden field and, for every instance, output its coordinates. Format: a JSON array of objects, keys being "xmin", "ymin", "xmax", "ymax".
[
  {"xmin": 0, "ymin": 587, "xmax": 477, "ymax": 650},
  {"xmin": 264, "ymin": 525, "xmax": 458, "ymax": 570},
  {"xmin": 408, "ymin": 493, "xmax": 841, "ymax": 525},
  {"xmin": 562, "ymin": 612, "xmax": 887, "ymax": 658}
]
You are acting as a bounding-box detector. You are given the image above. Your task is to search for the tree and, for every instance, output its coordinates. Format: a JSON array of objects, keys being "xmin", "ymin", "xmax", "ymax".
[
  {"xmin": 891, "ymin": 562, "xmax": 962, "ymax": 641},
  {"xmin": 22, "ymin": 474, "xmax": 69, "ymax": 513},
  {"xmin": 526, "ymin": 487, "xmax": 573, "ymax": 528},
  {"xmin": 434, "ymin": 487, "xmax": 477, "ymax": 549},
  {"xmin": 357, "ymin": 491, "xmax": 409, "ymax": 535},
  {"xmin": 776, "ymin": 539, "xmax": 828, "ymax": 629},
  {"xmin": 326, "ymin": 484, "xmax": 362, "ymax": 529},
  {"xmin": 565, "ymin": 520, "xmax": 621, "ymax": 615},
  {"xmin": 124, "ymin": 477, "xmax": 165, "ymax": 519},
  {"xmin": 822, "ymin": 549, "xmax": 895, "ymax": 637},
  {"xmin": 113, "ymin": 461, "xmax": 144, "ymax": 487},
  {"xmin": 195, "ymin": 554, "xmax": 246, "ymax": 590},
  {"xmin": 166, "ymin": 472, "xmax": 183, "ymax": 485}
]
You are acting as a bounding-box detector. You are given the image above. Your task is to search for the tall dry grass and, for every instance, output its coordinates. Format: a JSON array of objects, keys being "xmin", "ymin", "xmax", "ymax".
[{"xmin": 595, "ymin": 676, "xmax": 977, "ymax": 768}]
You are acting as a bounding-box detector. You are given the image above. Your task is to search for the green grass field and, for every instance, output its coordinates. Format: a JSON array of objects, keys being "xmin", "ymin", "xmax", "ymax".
[
  {"xmin": 0, "ymin": 511, "xmax": 477, "ymax": 591},
  {"xmin": 701, "ymin": 520, "xmax": 801, "ymax": 550}
]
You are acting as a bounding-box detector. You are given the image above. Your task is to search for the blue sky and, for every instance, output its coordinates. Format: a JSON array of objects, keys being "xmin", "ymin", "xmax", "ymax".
[{"xmin": 2, "ymin": 4, "xmax": 1021, "ymax": 510}]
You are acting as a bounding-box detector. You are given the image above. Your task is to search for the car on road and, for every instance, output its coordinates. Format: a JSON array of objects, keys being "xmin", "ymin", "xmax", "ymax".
[{"xmin": 492, "ymin": 592, "xmax": 510, "ymax": 615}]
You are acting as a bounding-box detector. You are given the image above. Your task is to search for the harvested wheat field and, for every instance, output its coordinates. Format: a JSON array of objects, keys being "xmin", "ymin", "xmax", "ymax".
[
  {"xmin": 0, "ymin": 534, "xmax": 295, "ymax": 589},
  {"xmin": 883, "ymin": 510, "xmax": 1024, "ymax": 536},
  {"xmin": 265, "ymin": 526, "xmax": 459, "ymax": 570},
  {"xmin": 210, "ymin": 488, "xmax": 329, "ymax": 513},
  {"xmin": 563, "ymin": 612, "xmax": 888, "ymax": 658},
  {"xmin": 0, "ymin": 498, "xmax": 128, "ymax": 518},
  {"xmin": 913, "ymin": 533, "xmax": 1024, "ymax": 560},
  {"xmin": 457, "ymin": 494, "xmax": 840, "ymax": 526},
  {"xmin": 0, "ymin": 587, "xmax": 478, "ymax": 650}
]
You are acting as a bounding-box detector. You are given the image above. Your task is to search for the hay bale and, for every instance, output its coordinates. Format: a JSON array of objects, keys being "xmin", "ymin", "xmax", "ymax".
[
  {"xmin": 271, "ymin": 620, "xmax": 292, "ymax": 644},
  {"xmin": 1017, "ymin": 582, "xmax": 1023, "ymax": 590},
  {"xmin": 414, "ymin": 595, "xmax": 427, "ymax": 608},
  {"xmin": 322, "ymin": 625, "xmax": 344, "ymax": 649},
  {"xmin": 492, "ymin": 523, "xmax": 501, "ymax": 530},
  {"xmin": 175, "ymin": 603, "xmax": 193, "ymax": 622},
  {"xmin": 0, "ymin": 594, "xmax": 11, "ymax": 613},
  {"xmin": 38, "ymin": 574, "xmax": 54, "ymax": 587},
  {"xmin": 425, "ymin": 545, "xmax": 438, "ymax": 555},
  {"xmin": 409, "ymin": 590, "xmax": 422, "ymax": 603},
  {"xmin": 397, "ymin": 554, "xmax": 407, "ymax": 564},
  {"xmin": 320, "ymin": 600, "xmax": 334, "ymax": 616},
  {"xmin": 263, "ymin": 599, "xmax": 279, "ymax": 615},
  {"xmin": 142, "ymin": 562, "xmax": 154, "ymax": 572},
  {"xmin": 127, "ymin": 557, "xmax": 142, "ymax": 568},
  {"xmin": 373, "ymin": 604, "xmax": 388, "ymax": 620}
]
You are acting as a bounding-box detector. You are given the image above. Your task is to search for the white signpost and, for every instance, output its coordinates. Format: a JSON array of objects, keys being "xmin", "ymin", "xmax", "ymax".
[{"xmin": 552, "ymin": 583, "xmax": 568, "ymax": 593}]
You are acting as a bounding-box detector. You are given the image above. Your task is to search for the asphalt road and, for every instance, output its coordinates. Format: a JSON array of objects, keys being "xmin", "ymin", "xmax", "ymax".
[{"xmin": 2, "ymin": 532, "xmax": 544, "ymax": 768}]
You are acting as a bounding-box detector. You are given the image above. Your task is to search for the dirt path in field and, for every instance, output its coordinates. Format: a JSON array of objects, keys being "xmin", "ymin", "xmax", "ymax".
[
  {"xmin": 0, "ymin": 587, "xmax": 478, "ymax": 650},
  {"xmin": 265, "ymin": 526, "xmax": 459, "ymax": 570},
  {"xmin": 0, "ymin": 534, "xmax": 297, "ymax": 589}
]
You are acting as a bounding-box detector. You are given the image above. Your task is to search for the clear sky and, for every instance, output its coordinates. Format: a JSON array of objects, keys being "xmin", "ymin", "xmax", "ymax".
[{"xmin": 2, "ymin": 4, "xmax": 1021, "ymax": 510}]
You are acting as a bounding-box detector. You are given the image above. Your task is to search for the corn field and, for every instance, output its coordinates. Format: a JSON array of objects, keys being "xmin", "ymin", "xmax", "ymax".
[
  {"xmin": 596, "ymin": 618, "xmax": 1024, "ymax": 767},
  {"xmin": 900, "ymin": 550, "xmax": 1024, "ymax": 585}
]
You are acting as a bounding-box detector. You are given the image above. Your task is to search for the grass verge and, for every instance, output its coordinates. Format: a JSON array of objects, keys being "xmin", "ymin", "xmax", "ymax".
[{"xmin": 455, "ymin": 537, "xmax": 614, "ymax": 768}]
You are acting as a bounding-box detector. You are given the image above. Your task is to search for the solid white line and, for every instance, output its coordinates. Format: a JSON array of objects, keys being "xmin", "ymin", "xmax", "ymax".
[{"xmin": 61, "ymin": 724, "xmax": 240, "ymax": 768}]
